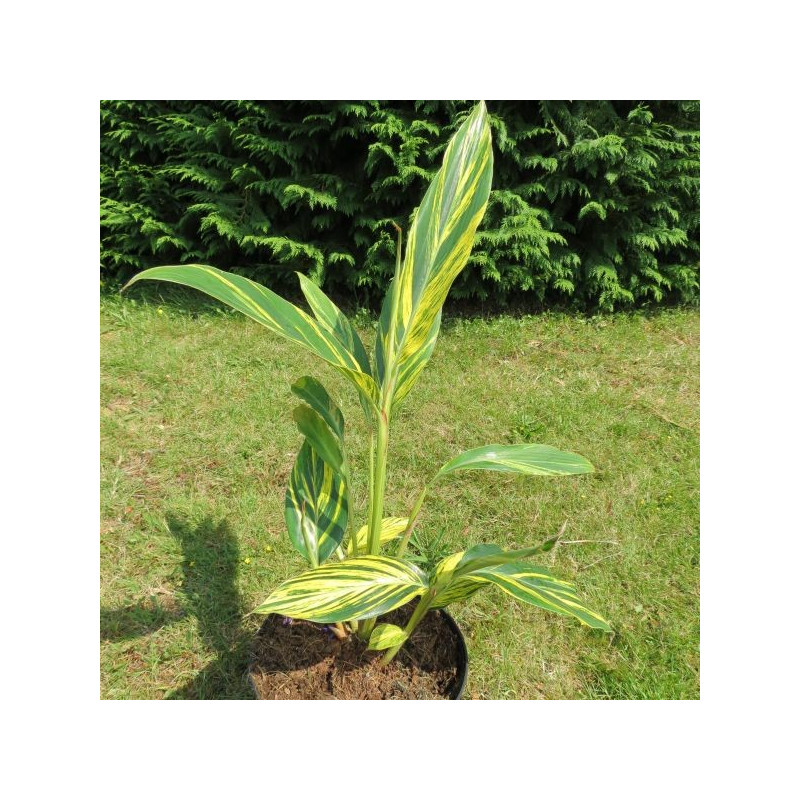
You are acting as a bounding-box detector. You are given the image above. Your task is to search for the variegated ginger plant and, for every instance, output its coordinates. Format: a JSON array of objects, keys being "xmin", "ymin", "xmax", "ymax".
[{"xmin": 124, "ymin": 102, "xmax": 611, "ymax": 664}]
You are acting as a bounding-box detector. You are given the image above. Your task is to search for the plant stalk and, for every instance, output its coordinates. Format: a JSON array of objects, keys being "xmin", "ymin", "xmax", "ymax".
[
  {"xmin": 395, "ymin": 485, "xmax": 428, "ymax": 558},
  {"xmin": 366, "ymin": 412, "xmax": 390, "ymax": 556},
  {"xmin": 381, "ymin": 589, "xmax": 437, "ymax": 665},
  {"xmin": 330, "ymin": 622, "xmax": 348, "ymax": 640},
  {"xmin": 358, "ymin": 414, "xmax": 390, "ymax": 641},
  {"xmin": 360, "ymin": 225, "xmax": 402, "ymax": 643}
]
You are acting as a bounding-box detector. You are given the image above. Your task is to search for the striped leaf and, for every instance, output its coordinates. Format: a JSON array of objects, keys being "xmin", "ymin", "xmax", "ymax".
[
  {"xmin": 393, "ymin": 311, "xmax": 442, "ymax": 408},
  {"xmin": 252, "ymin": 556, "xmax": 428, "ymax": 623},
  {"xmin": 285, "ymin": 441, "xmax": 348, "ymax": 566},
  {"xmin": 291, "ymin": 376, "xmax": 344, "ymax": 440},
  {"xmin": 123, "ymin": 265, "xmax": 378, "ymax": 409},
  {"xmin": 432, "ymin": 562, "xmax": 612, "ymax": 632},
  {"xmin": 367, "ymin": 623, "xmax": 408, "ymax": 652},
  {"xmin": 292, "ymin": 405, "xmax": 344, "ymax": 474},
  {"xmin": 297, "ymin": 273, "xmax": 371, "ymax": 377},
  {"xmin": 439, "ymin": 541, "xmax": 560, "ymax": 581},
  {"xmin": 376, "ymin": 102, "xmax": 493, "ymax": 408},
  {"xmin": 437, "ymin": 444, "xmax": 594, "ymax": 479},
  {"xmin": 347, "ymin": 516, "xmax": 410, "ymax": 556},
  {"xmin": 429, "ymin": 577, "xmax": 485, "ymax": 608}
]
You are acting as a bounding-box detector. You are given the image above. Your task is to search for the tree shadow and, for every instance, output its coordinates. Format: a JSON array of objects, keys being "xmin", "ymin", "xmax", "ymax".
[{"xmin": 101, "ymin": 514, "xmax": 255, "ymax": 699}]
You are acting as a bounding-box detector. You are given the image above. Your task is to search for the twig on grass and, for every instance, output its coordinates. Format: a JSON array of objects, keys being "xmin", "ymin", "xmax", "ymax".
[
  {"xmin": 560, "ymin": 539, "xmax": 620, "ymax": 546},
  {"xmin": 548, "ymin": 520, "xmax": 569, "ymax": 565},
  {"xmin": 644, "ymin": 405, "xmax": 695, "ymax": 432},
  {"xmin": 578, "ymin": 552, "xmax": 621, "ymax": 572}
]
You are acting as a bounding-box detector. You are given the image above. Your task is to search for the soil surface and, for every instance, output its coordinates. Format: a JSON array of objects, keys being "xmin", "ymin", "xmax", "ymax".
[{"xmin": 249, "ymin": 604, "xmax": 463, "ymax": 700}]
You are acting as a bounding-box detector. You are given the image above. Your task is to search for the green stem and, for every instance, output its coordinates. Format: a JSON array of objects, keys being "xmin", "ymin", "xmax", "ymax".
[
  {"xmin": 361, "ymin": 226, "xmax": 402, "ymax": 644},
  {"xmin": 381, "ymin": 590, "xmax": 437, "ymax": 665},
  {"xmin": 367, "ymin": 412, "xmax": 389, "ymax": 556},
  {"xmin": 358, "ymin": 415, "xmax": 390, "ymax": 641},
  {"xmin": 395, "ymin": 485, "xmax": 428, "ymax": 558}
]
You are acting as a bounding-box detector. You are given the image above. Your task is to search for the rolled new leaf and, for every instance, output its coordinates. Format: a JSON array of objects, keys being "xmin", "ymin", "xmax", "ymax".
[
  {"xmin": 436, "ymin": 444, "xmax": 594, "ymax": 479},
  {"xmin": 376, "ymin": 101, "xmax": 493, "ymax": 408},
  {"xmin": 285, "ymin": 441, "xmax": 348, "ymax": 566},
  {"xmin": 252, "ymin": 556, "xmax": 428, "ymax": 623},
  {"xmin": 123, "ymin": 265, "xmax": 379, "ymax": 410},
  {"xmin": 347, "ymin": 516, "xmax": 410, "ymax": 556},
  {"xmin": 367, "ymin": 623, "xmax": 408, "ymax": 652}
]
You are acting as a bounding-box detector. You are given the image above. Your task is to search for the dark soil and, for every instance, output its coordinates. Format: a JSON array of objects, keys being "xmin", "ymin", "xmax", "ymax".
[{"xmin": 249, "ymin": 604, "xmax": 464, "ymax": 700}]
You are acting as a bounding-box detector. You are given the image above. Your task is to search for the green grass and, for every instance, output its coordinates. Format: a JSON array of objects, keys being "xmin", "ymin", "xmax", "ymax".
[{"xmin": 100, "ymin": 290, "xmax": 699, "ymax": 699}]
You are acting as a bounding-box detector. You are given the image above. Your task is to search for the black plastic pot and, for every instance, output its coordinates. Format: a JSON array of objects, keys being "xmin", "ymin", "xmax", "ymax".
[
  {"xmin": 249, "ymin": 608, "xmax": 469, "ymax": 700},
  {"xmin": 441, "ymin": 608, "xmax": 469, "ymax": 699}
]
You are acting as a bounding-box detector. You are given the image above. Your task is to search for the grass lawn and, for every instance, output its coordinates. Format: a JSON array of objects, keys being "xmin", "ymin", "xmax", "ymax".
[{"xmin": 100, "ymin": 290, "xmax": 699, "ymax": 699}]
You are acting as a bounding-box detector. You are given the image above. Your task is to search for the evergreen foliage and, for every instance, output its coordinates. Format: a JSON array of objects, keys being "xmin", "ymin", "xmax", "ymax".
[{"xmin": 101, "ymin": 100, "xmax": 699, "ymax": 311}]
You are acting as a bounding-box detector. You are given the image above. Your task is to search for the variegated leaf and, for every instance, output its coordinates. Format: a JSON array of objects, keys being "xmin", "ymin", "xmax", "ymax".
[
  {"xmin": 347, "ymin": 516, "xmax": 410, "ymax": 556},
  {"xmin": 367, "ymin": 623, "xmax": 408, "ymax": 651},
  {"xmin": 432, "ymin": 561, "xmax": 612, "ymax": 632},
  {"xmin": 123, "ymin": 265, "xmax": 378, "ymax": 409},
  {"xmin": 429, "ymin": 577, "xmax": 485, "ymax": 609},
  {"xmin": 285, "ymin": 441, "xmax": 348, "ymax": 566},
  {"xmin": 252, "ymin": 556, "xmax": 428, "ymax": 623},
  {"xmin": 376, "ymin": 102, "xmax": 493, "ymax": 407},
  {"xmin": 430, "ymin": 541, "xmax": 559, "ymax": 587},
  {"xmin": 452, "ymin": 541, "xmax": 559, "ymax": 576},
  {"xmin": 293, "ymin": 405, "xmax": 344, "ymax": 474},
  {"xmin": 291, "ymin": 376, "xmax": 344, "ymax": 440},
  {"xmin": 297, "ymin": 273, "xmax": 371, "ymax": 376},
  {"xmin": 437, "ymin": 444, "xmax": 594, "ymax": 479}
]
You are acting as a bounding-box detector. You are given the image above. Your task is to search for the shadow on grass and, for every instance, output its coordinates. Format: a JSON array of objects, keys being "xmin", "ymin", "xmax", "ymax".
[{"xmin": 101, "ymin": 515, "xmax": 255, "ymax": 699}]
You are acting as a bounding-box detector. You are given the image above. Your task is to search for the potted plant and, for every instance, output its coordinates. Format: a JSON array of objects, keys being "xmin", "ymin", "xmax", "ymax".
[{"xmin": 124, "ymin": 101, "xmax": 611, "ymax": 699}]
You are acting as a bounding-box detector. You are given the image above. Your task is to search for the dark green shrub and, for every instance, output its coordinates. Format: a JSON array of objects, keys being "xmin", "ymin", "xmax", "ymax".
[{"xmin": 101, "ymin": 100, "xmax": 699, "ymax": 311}]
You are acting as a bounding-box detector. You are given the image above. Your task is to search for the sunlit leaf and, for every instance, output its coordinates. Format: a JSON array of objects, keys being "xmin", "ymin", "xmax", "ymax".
[
  {"xmin": 252, "ymin": 556, "xmax": 428, "ymax": 623},
  {"xmin": 293, "ymin": 405, "xmax": 344, "ymax": 474},
  {"xmin": 437, "ymin": 444, "xmax": 594, "ymax": 479},
  {"xmin": 376, "ymin": 102, "xmax": 493, "ymax": 408},
  {"xmin": 431, "ymin": 561, "xmax": 612, "ymax": 632},
  {"xmin": 348, "ymin": 516, "xmax": 410, "ymax": 556},
  {"xmin": 291, "ymin": 376, "xmax": 344, "ymax": 440},
  {"xmin": 367, "ymin": 623, "xmax": 408, "ymax": 651},
  {"xmin": 285, "ymin": 441, "xmax": 348, "ymax": 565},
  {"xmin": 123, "ymin": 265, "xmax": 378, "ymax": 409}
]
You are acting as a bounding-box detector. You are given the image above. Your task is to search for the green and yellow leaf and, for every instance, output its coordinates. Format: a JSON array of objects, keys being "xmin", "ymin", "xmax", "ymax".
[
  {"xmin": 430, "ymin": 541, "xmax": 560, "ymax": 587},
  {"xmin": 123, "ymin": 264, "xmax": 378, "ymax": 409},
  {"xmin": 285, "ymin": 441, "xmax": 348, "ymax": 566},
  {"xmin": 437, "ymin": 444, "xmax": 594, "ymax": 479},
  {"xmin": 347, "ymin": 516, "xmax": 410, "ymax": 556},
  {"xmin": 252, "ymin": 556, "xmax": 428, "ymax": 623},
  {"xmin": 367, "ymin": 623, "xmax": 408, "ymax": 651},
  {"xmin": 376, "ymin": 102, "xmax": 493, "ymax": 408},
  {"xmin": 429, "ymin": 578, "xmax": 485, "ymax": 608},
  {"xmin": 292, "ymin": 405, "xmax": 344, "ymax": 474},
  {"xmin": 432, "ymin": 561, "xmax": 612, "ymax": 632},
  {"xmin": 291, "ymin": 376, "xmax": 344, "ymax": 440},
  {"xmin": 297, "ymin": 273, "xmax": 371, "ymax": 376}
]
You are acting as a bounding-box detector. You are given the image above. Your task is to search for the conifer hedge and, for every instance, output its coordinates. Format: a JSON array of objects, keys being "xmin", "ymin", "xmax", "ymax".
[{"xmin": 101, "ymin": 100, "xmax": 699, "ymax": 311}]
